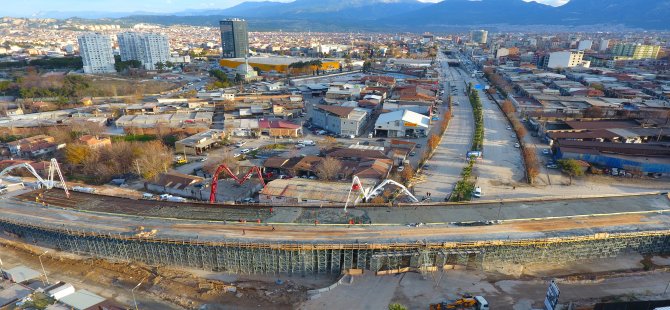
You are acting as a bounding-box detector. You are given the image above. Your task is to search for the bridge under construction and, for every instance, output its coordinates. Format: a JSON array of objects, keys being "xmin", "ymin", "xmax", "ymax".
[{"xmin": 1, "ymin": 190, "xmax": 669, "ymax": 275}]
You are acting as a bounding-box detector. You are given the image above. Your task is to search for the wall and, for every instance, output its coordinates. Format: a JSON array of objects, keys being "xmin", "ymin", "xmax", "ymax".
[{"xmin": 1, "ymin": 218, "xmax": 668, "ymax": 276}]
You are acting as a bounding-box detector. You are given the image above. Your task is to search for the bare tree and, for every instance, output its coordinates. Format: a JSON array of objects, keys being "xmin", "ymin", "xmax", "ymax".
[
  {"xmin": 203, "ymin": 150, "xmax": 239, "ymax": 176},
  {"xmin": 315, "ymin": 157, "xmax": 341, "ymax": 180}
]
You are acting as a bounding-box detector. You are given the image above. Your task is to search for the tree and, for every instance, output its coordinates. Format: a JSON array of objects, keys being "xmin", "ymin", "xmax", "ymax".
[
  {"xmin": 203, "ymin": 151, "xmax": 239, "ymax": 176},
  {"xmin": 427, "ymin": 134, "xmax": 440, "ymax": 151},
  {"xmin": 399, "ymin": 165, "xmax": 414, "ymax": 185},
  {"xmin": 558, "ymin": 159, "xmax": 584, "ymax": 185},
  {"xmin": 64, "ymin": 144, "xmax": 91, "ymax": 166},
  {"xmin": 320, "ymin": 136, "xmax": 338, "ymax": 150},
  {"xmin": 389, "ymin": 303, "xmax": 408, "ymax": 310},
  {"xmin": 155, "ymin": 62, "xmax": 165, "ymax": 72},
  {"xmin": 315, "ymin": 157, "xmax": 341, "ymax": 180},
  {"xmin": 134, "ymin": 141, "xmax": 173, "ymax": 181},
  {"xmin": 501, "ymin": 100, "xmax": 516, "ymax": 115},
  {"xmin": 523, "ymin": 148, "xmax": 540, "ymax": 184}
]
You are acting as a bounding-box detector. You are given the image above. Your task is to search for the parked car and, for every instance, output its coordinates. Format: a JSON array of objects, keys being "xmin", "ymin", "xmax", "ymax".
[
  {"xmin": 514, "ymin": 143, "xmax": 520, "ymax": 148},
  {"xmin": 397, "ymin": 166, "xmax": 405, "ymax": 172},
  {"xmin": 409, "ymin": 151, "xmax": 416, "ymax": 156},
  {"xmin": 546, "ymin": 164, "xmax": 559, "ymax": 169},
  {"xmin": 235, "ymin": 141, "xmax": 247, "ymax": 147},
  {"xmin": 506, "ymin": 126, "xmax": 512, "ymax": 130},
  {"xmin": 416, "ymin": 144, "xmax": 423, "ymax": 148},
  {"xmin": 240, "ymin": 149, "xmax": 251, "ymax": 154},
  {"xmin": 542, "ymin": 149, "xmax": 551, "ymax": 155},
  {"xmin": 473, "ymin": 186, "xmax": 482, "ymax": 198}
]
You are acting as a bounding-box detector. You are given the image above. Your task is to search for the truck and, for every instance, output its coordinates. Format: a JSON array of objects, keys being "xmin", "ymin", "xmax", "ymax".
[{"xmin": 430, "ymin": 295, "xmax": 489, "ymax": 310}]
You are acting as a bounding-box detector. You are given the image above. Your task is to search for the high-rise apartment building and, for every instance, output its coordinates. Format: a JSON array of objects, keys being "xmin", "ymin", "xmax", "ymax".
[
  {"xmin": 77, "ymin": 33, "xmax": 115, "ymax": 74},
  {"xmin": 117, "ymin": 32, "xmax": 170, "ymax": 71},
  {"xmin": 220, "ymin": 19, "xmax": 249, "ymax": 58},
  {"xmin": 470, "ymin": 30, "xmax": 488, "ymax": 44},
  {"xmin": 598, "ymin": 39, "xmax": 610, "ymax": 52},
  {"xmin": 545, "ymin": 50, "xmax": 590, "ymax": 69},
  {"xmin": 577, "ymin": 40, "xmax": 592, "ymax": 51},
  {"xmin": 611, "ymin": 43, "xmax": 660, "ymax": 60}
]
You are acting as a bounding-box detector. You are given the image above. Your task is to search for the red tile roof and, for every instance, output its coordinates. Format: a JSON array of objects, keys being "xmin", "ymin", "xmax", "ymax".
[{"xmin": 258, "ymin": 119, "xmax": 301, "ymax": 129}]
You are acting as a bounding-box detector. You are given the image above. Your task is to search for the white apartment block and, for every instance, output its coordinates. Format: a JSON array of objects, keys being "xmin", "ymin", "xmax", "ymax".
[
  {"xmin": 77, "ymin": 33, "xmax": 115, "ymax": 74},
  {"xmin": 547, "ymin": 50, "xmax": 590, "ymax": 69},
  {"xmin": 117, "ymin": 32, "xmax": 170, "ymax": 71}
]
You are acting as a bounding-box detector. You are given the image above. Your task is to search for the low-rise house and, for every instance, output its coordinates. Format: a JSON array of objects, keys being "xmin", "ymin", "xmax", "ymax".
[
  {"xmin": 175, "ymin": 129, "xmax": 226, "ymax": 155},
  {"xmin": 6, "ymin": 135, "xmax": 65, "ymax": 158},
  {"xmin": 309, "ymin": 105, "xmax": 368, "ymax": 137},
  {"xmin": 78, "ymin": 135, "xmax": 111, "ymax": 150},
  {"xmin": 146, "ymin": 172, "xmax": 204, "ymax": 199},
  {"xmin": 258, "ymin": 118, "xmax": 302, "ymax": 137}
]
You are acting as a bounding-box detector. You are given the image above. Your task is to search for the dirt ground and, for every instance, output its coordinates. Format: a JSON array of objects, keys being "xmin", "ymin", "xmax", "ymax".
[
  {"xmin": 300, "ymin": 254, "xmax": 670, "ymax": 310},
  {"xmin": 0, "ymin": 237, "xmax": 328, "ymax": 309}
]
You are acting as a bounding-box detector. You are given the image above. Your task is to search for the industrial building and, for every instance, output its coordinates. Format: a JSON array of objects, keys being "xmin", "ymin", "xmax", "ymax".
[
  {"xmin": 219, "ymin": 56, "xmax": 342, "ymax": 75},
  {"xmin": 374, "ymin": 109, "xmax": 430, "ymax": 138}
]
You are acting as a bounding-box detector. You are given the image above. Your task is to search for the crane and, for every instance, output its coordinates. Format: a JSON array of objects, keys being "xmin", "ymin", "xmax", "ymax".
[
  {"xmin": 0, "ymin": 158, "xmax": 70, "ymax": 198},
  {"xmin": 344, "ymin": 175, "xmax": 419, "ymax": 211},
  {"xmin": 209, "ymin": 164, "xmax": 265, "ymax": 203}
]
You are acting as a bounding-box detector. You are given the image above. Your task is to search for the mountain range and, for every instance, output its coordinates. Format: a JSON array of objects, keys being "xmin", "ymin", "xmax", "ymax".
[{"xmin": 38, "ymin": 0, "xmax": 670, "ymax": 30}]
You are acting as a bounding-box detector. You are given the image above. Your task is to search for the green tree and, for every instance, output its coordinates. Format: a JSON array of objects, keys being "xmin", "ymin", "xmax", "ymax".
[
  {"xmin": 155, "ymin": 62, "xmax": 165, "ymax": 72},
  {"xmin": 388, "ymin": 303, "xmax": 407, "ymax": 310},
  {"xmin": 558, "ymin": 159, "xmax": 584, "ymax": 185}
]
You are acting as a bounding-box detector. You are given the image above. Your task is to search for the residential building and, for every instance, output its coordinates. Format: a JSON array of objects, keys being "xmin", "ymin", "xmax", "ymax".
[
  {"xmin": 77, "ymin": 33, "xmax": 115, "ymax": 74},
  {"xmin": 78, "ymin": 135, "xmax": 111, "ymax": 150},
  {"xmin": 309, "ymin": 105, "xmax": 368, "ymax": 137},
  {"xmin": 577, "ymin": 40, "xmax": 592, "ymax": 51},
  {"xmin": 374, "ymin": 109, "xmax": 430, "ymax": 138},
  {"xmin": 6, "ymin": 135, "xmax": 65, "ymax": 158},
  {"xmin": 599, "ymin": 39, "xmax": 610, "ymax": 52},
  {"xmin": 546, "ymin": 50, "xmax": 590, "ymax": 69},
  {"xmin": 611, "ymin": 43, "xmax": 661, "ymax": 60},
  {"xmin": 220, "ymin": 19, "xmax": 248, "ymax": 58},
  {"xmin": 471, "ymin": 30, "xmax": 488, "ymax": 44},
  {"xmin": 117, "ymin": 32, "xmax": 171, "ymax": 70},
  {"xmin": 258, "ymin": 119, "xmax": 302, "ymax": 137}
]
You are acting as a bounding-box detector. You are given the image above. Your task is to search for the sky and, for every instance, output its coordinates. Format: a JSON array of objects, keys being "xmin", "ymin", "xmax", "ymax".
[{"xmin": 4, "ymin": 0, "xmax": 570, "ymax": 17}]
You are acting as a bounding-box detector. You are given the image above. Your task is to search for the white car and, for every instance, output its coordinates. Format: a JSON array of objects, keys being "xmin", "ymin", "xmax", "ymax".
[
  {"xmin": 397, "ymin": 166, "xmax": 405, "ymax": 172},
  {"xmin": 296, "ymin": 143, "xmax": 305, "ymax": 148},
  {"xmin": 514, "ymin": 143, "xmax": 520, "ymax": 148},
  {"xmin": 233, "ymin": 153, "xmax": 241, "ymax": 158},
  {"xmin": 240, "ymin": 149, "xmax": 251, "ymax": 154},
  {"xmin": 473, "ymin": 186, "xmax": 482, "ymax": 198},
  {"xmin": 297, "ymin": 140, "xmax": 305, "ymax": 144},
  {"xmin": 506, "ymin": 126, "xmax": 512, "ymax": 130},
  {"xmin": 235, "ymin": 141, "xmax": 247, "ymax": 147}
]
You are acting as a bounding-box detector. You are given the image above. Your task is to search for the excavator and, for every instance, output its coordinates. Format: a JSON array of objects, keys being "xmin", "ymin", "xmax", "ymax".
[{"xmin": 429, "ymin": 295, "xmax": 489, "ymax": 310}]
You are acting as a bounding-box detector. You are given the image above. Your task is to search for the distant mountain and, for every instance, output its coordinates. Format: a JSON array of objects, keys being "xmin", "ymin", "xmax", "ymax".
[
  {"xmin": 36, "ymin": 10, "xmax": 158, "ymax": 19},
  {"xmin": 194, "ymin": 0, "xmax": 432, "ymax": 21},
  {"xmin": 387, "ymin": 0, "xmax": 555, "ymax": 26},
  {"xmin": 32, "ymin": 0, "xmax": 670, "ymax": 30},
  {"xmin": 555, "ymin": 0, "xmax": 670, "ymax": 29}
]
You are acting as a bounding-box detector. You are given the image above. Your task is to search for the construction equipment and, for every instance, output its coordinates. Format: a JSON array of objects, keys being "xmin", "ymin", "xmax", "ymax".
[
  {"xmin": 0, "ymin": 158, "xmax": 69, "ymax": 198},
  {"xmin": 345, "ymin": 175, "xmax": 419, "ymax": 211},
  {"xmin": 430, "ymin": 295, "xmax": 489, "ymax": 310},
  {"xmin": 209, "ymin": 165, "xmax": 265, "ymax": 203}
]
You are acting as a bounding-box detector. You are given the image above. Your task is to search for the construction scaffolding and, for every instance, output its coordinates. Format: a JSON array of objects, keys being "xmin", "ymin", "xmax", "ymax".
[{"xmin": 1, "ymin": 218, "xmax": 669, "ymax": 276}]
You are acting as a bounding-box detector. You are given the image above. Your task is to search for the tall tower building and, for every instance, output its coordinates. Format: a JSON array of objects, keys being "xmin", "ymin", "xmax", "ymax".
[
  {"xmin": 220, "ymin": 19, "xmax": 249, "ymax": 58},
  {"xmin": 611, "ymin": 43, "xmax": 660, "ymax": 60},
  {"xmin": 470, "ymin": 30, "xmax": 488, "ymax": 44},
  {"xmin": 117, "ymin": 32, "xmax": 170, "ymax": 71},
  {"xmin": 598, "ymin": 39, "xmax": 610, "ymax": 52},
  {"xmin": 77, "ymin": 32, "xmax": 115, "ymax": 74}
]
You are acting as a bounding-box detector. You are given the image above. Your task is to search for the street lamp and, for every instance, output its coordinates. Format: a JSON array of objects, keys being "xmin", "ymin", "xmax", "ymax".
[
  {"xmin": 131, "ymin": 277, "xmax": 146, "ymax": 310},
  {"xmin": 38, "ymin": 251, "xmax": 49, "ymax": 285}
]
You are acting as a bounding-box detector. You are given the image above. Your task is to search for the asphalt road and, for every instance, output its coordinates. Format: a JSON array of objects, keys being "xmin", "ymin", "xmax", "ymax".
[
  {"xmin": 413, "ymin": 55, "xmax": 473, "ymax": 201},
  {"xmin": 473, "ymin": 82, "xmax": 525, "ymax": 198}
]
